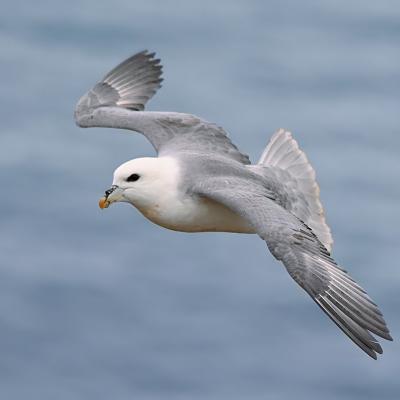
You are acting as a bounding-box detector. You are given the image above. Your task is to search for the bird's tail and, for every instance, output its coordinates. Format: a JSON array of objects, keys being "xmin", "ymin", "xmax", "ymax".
[{"xmin": 258, "ymin": 129, "xmax": 333, "ymax": 252}]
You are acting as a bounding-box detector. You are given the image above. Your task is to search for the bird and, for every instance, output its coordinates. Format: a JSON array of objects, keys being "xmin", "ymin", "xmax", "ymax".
[{"xmin": 75, "ymin": 50, "xmax": 392, "ymax": 359}]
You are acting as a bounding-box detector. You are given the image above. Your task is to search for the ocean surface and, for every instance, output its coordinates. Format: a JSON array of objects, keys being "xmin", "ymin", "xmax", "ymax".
[{"xmin": 1, "ymin": 1, "xmax": 399, "ymax": 399}]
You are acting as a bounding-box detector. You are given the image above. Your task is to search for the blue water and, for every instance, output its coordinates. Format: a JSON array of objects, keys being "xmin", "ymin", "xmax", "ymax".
[{"xmin": 1, "ymin": 1, "xmax": 399, "ymax": 399}]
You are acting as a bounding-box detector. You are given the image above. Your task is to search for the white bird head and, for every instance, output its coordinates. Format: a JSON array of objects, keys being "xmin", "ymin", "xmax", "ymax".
[{"xmin": 98, "ymin": 157, "xmax": 179, "ymax": 210}]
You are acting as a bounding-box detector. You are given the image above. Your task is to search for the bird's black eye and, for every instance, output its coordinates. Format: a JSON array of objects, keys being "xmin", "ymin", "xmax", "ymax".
[{"xmin": 126, "ymin": 173, "xmax": 140, "ymax": 182}]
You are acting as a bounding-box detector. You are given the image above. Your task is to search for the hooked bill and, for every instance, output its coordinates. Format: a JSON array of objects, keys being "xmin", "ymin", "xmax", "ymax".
[{"xmin": 98, "ymin": 197, "xmax": 110, "ymax": 209}]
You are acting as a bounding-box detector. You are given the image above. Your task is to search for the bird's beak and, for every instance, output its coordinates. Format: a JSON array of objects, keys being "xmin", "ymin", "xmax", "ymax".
[{"xmin": 98, "ymin": 185, "xmax": 124, "ymax": 209}]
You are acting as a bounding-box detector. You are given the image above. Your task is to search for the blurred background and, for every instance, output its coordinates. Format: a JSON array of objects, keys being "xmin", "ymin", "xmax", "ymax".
[{"xmin": 1, "ymin": 1, "xmax": 399, "ymax": 399}]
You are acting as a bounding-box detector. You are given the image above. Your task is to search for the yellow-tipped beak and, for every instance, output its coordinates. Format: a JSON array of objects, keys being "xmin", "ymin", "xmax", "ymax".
[
  {"xmin": 98, "ymin": 197, "xmax": 110, "ymax": 209},
  {"xmin": 99, "ymin": 185, "xmax": 123, "ymax": 209}
]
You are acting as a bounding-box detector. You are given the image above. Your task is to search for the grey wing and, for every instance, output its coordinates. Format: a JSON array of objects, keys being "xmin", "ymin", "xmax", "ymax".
[
  {"xmin": 75, "ymin": 50, "xmax": 250, "ymax": 164},
  {"xmin": 194, "ymin": 177, "xmax": 392, "ymax": 359},
  {"xmin": 76, "ymin": 50, "xmax": 163, "ymax": 112}
]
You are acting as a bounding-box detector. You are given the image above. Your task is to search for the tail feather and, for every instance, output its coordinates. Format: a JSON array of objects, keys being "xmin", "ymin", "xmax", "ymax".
[{"xmin": 259, "ymin": 129, "xmax": 333, "ymax": 252}]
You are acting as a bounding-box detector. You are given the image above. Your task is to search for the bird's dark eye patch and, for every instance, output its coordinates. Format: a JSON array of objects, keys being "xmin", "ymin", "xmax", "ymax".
[{"xmin": 126, "ymin": 173, "xmax": 140, "ymax": 182}]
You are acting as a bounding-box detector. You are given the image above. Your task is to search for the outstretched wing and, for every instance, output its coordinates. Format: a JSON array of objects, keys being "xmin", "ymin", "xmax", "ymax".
[
  {"xmin": 75, "ymin": 50, "xmax": 250, "ymax": 164},
  {"xmin": 194, "ymin": 177, "xmax": 392, "ymax": 359},
  {"xmin": 76, "ymin": 50, "xmax": 163, "ymax": 113}
]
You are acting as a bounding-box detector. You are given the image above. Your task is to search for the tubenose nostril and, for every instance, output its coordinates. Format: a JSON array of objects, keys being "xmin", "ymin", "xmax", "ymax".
[{"xmin": 105, "ymin": 185, "xmax": 118, "ymax": 197}]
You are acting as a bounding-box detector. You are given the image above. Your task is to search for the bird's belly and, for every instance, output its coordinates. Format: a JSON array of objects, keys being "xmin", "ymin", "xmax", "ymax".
[{"xmin": 137, "ymin": 196, "xmax": 255, "ymax": 233}]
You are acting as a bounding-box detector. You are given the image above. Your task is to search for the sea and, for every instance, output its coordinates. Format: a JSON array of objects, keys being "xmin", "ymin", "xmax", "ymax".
[{"xmin": 0, "ymin": 1, "xmax": 399, "ymax": 399}]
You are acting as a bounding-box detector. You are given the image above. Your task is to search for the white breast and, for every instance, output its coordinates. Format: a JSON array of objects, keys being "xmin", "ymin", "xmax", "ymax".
[
  {"xmin": 139, "ymin": 193, "xmax": 255, "ymax": 233},
  {"xmin": 121, "ymin": 156, "xmax": 255, "ymax": 234}
]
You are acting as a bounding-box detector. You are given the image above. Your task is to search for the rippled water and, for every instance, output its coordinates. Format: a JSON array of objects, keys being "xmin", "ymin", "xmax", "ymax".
[{"xmin": 1, "ymin": 1, "xmax": 399, "ymax": 399}]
